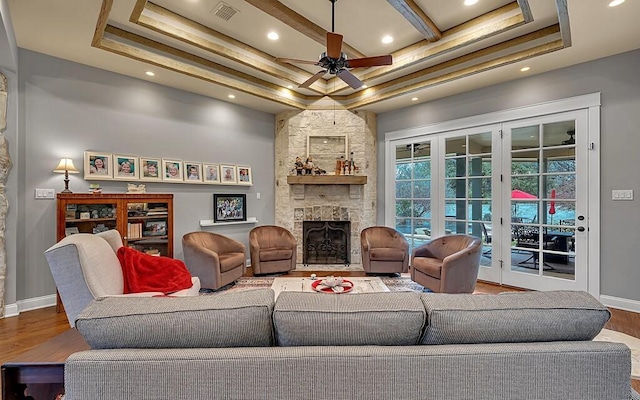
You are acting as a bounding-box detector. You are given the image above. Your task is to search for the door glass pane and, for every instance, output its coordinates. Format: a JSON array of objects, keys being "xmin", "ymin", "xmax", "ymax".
[
  {"xmin": 511, "ymin": 121, "xmax": 576, "ymax": 281},
  {"xmin": 394, "ymin": 143, "xmax": 431, "ymax": 251}
]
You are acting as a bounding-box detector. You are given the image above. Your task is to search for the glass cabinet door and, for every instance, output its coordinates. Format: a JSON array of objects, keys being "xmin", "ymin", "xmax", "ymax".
[
  {"xmin": 124, "ymin": 200, "xmax": 170, "ymax": 257},
  {"xmin": 64, "ymin": 201, "xmax": 118, "ymax": 236}
]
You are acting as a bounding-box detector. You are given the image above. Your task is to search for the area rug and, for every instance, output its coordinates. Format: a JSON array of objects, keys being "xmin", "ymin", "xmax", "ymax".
[
  {"xmin": 293, "ymin": 264, "xmax": 364, "ymax": 272},
  {"xmin": 594, "ymin": 329, "xmax": 640, "ymax": 379}
]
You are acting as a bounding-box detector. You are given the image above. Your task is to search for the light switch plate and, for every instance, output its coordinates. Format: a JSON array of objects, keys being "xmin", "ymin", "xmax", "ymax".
[
  {"xmin": 612, "ymin": 189, "xmax": 634, "ymax": 201},
  {"xmin": 34, "ymin": 188, "xmax": 55, "ymax": 199}
]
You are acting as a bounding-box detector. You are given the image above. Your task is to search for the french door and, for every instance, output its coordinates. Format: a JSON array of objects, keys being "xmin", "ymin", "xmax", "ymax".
[{"xmin": 386, "ymin": 96, "xmax": 599, "ymax": 293}]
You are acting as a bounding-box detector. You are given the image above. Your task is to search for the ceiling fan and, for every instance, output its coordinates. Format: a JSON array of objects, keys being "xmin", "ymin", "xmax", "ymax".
[{"xmin": 275, "ymin": 0, "xmax": 393, "ymax": 90}]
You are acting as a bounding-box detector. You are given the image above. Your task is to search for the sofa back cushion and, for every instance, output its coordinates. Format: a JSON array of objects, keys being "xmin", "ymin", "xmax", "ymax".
[
  {"xmin": 76, "ymin": 289, "xmax": 275, "ymax": 349},
  {"xmin": 273, "ymin": 292, "xmax": 425, "ymax": 346},
  {"xmin": 420, "ymin": 290, "xmax": 610, "ymax": 345}
]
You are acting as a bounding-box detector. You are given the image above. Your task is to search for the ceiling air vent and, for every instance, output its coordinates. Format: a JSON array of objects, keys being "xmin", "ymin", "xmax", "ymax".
[{"xmin": 211, "ymin": 2, "xmax": 239, "ymax": 21}]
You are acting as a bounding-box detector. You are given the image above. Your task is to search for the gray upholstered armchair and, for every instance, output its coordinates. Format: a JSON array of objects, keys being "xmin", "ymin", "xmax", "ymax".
[
  {"xmin": 182, "ymin": 231, "xmax": 246, "ymax": 290},
  {"xmin": 249, "ymin": 225, "xmax": 296, "ymax": 275},
  {"xmin": 410, "ymin": 234, "xmax": 482, "ymax": 293},
  {"xmin": 360, "ymin": 226, "xmax": 410, "ymax": 274},
  {"xmin": 44, "ymin": 230, "xmax": 200, "ymax": 327}
]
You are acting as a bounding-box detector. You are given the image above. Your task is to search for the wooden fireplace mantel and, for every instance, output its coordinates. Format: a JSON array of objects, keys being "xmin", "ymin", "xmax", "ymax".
[
  {"xmin": 286, "ymin": 175, "xmax": 367, "ymax": 200},
  {"xmin": 286, "ymin": 175, "xmax": 367, "ymax": 185}
]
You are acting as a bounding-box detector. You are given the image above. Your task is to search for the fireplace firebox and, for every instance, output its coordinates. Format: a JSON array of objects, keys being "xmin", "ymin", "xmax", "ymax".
[{"xmin": 302, "ymin": 221, "xmax": 350, "ymax": 265}]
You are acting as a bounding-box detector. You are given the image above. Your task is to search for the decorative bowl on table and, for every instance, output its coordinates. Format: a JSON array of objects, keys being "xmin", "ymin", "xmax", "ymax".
[{"xmin": 311, "ymin": 276, "xmax": 354, "ymax": 294}]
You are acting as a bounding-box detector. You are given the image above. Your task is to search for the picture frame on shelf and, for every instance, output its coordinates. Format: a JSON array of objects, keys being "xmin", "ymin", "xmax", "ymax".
[
  {"xmin": 65, "ymin": 227, "xmax": 80, "ymax": 236},
  {"xmin": 84, "ymin": 151, "xmax": 113, "ymax": 180},
  {"xmin": 220, "ymin": 165, "xmax": 237, "ymax": 184},
  {"xmin": 184, "ymin": 161, "xmax": 203, "ymax": 182},
  {"xmin": 113, "ymin": 154, "xmax": 139, "ymax": 180},
  {"xmin": 144, "ymin": 220, "xmax": 167, "ymax": 236},
  {"xmin": 140, "ymin": 157, "xmax": 162, "ymax": 181},
  {"xmin": 237, "ymin": 166, "xmax": 252, "ymax": 185},
  {"xmin": 213, "ymin": 193, "xmax": 246, "ymax": 223},
  {"xmin": 203, "ymin": 163, "xmax": 220, "ymax": 184},
  {"xmin": 162, "ymin": 159, "xmax": 183, "ymax": 181}
]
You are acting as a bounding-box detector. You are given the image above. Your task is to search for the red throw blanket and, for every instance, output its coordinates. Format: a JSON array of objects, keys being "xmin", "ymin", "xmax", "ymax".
[{"xmin": 117, "ymin": 247, "xmax": 193, "ymax": 294}]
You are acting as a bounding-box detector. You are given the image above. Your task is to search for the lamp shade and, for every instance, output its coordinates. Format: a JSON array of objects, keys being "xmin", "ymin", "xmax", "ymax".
[{"xmin": 53, "ymin": 158, "xmax": 80, "ymax": 174}]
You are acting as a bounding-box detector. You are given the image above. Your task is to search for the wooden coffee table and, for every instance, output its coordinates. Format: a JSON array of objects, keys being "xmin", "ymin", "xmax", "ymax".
[
  {"xmin": 2, "ymin": 329, "xmax": 89, "ymax": 400},
  {"xmin": 271, "ymin": 276, "xmax": 389, "ymax": 299}
]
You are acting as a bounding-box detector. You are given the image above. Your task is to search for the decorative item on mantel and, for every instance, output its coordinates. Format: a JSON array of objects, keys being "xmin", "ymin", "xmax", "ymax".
[{"xmin": 89, "ymin": 183, "xmax": 102, "ymax": 194}]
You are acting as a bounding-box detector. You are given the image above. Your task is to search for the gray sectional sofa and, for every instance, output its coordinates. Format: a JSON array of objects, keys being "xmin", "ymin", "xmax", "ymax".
[{"xmin": 65, "ymin": 289, "xmax": 640, "ymax": 400}]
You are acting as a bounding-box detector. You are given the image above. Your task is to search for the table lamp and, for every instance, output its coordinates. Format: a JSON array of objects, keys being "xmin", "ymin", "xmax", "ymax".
[{"xmin": 53, "ymin": 158, "xmax": 80, "ymax": 193}]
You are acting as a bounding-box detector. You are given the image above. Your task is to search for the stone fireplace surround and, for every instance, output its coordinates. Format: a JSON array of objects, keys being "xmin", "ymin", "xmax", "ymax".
[{"xmin": 275, "ymin": 110, "xmax": 377, "ymax": 265}]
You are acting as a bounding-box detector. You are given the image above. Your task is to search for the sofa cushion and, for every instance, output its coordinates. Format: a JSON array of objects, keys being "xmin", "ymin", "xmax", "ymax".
[
  {"xmin": 260, "ymin": 248, "xmax": 293, "ymax": 262},
  {"xmin": 273, "ymin": 292, "xmax": 425, "ymax": 346},
  {"xmin": 75, "ymin": 289, "xmax": 275, "ymax": 349},
  {"xmin": 420, "ymin": 290, "xmax": 610, "ymax": 345},
  {"xmin": 370, "ymin": 247, "xmax": 405, "ymax": 261}
]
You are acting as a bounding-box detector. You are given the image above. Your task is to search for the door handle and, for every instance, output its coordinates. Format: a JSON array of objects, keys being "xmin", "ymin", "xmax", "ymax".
[{"xmin": 577, "ymin": 226, "xmax": 585, "ymax": 232}]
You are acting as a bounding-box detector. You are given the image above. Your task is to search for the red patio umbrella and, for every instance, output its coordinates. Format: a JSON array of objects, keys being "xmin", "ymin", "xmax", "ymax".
[{"xmin": 511, "ymin": 189, "xmax": 537, "ymax": 199}]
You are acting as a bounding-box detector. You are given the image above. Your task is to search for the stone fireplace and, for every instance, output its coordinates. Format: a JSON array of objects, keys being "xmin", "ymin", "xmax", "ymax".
[{"xmin": 275, "ymin": 109, "xmax": 377, "ymax": 265}]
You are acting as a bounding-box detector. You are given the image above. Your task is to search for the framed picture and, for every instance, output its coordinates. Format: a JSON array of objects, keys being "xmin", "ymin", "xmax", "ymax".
[
  {"xmin": 237, "ymin": 166, "xmax": 252, "ymax": 185},
  {"xmin": 140, "ymin": 157, "xmax": 162, "ymax": 181},
  {"xmin": 203, "ymin": 163, "xmax": 220, "ymax": 184},
  {"xmin": 213, "ymin": 193, "xmax": 246, "ymax": 223},
  {"xmin": 144, "ymin": 220, "xmax": 167, "ymax": 236},
  {"xmin": 184, "ymin": 161, "xmax": 203, "ymax": 182},
  {"xmin": 84, "ymin": 151, "xmax": 112, "ymax": 180},
  {"xmin": 113, "ymin": 154, "xmax": 139, "ymax": 180},
  {"xmin": 162, "ymin": 159, "xmax": 183, "ymax": 181},
  {"xmin": 220, "ymin": 164, "xmax": 237, "ymax": 184}
]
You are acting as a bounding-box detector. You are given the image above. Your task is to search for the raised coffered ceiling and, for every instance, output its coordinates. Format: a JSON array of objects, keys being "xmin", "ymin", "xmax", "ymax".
[{"xmin": 7, "ymin": 0, "xmax": 640, "ymax": 114}]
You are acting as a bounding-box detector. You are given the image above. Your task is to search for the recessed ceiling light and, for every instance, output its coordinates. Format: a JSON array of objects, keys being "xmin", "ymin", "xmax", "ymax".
[
  {"xmin": 361, "ymin": 85, "xmax": 368, "ymax": 89},
  {"xmin": 228, "ymin": 94, "xmax": 236, "ymax": 99},
  {"xmin": 267, "ymin": 32, "xmax": 279, "ymax": 40},
  {"xmin": 411, "ymin": 97, "xmax": 418, "ymax": 101},
  {"xmin": 464, "ymin": 0, "xmax": 479, "ymax": 5},
  {"xmin": 145, "ymin": 71, "xmax": 155, "ymax": 76},
  {"xmin": 287, "ymin": 85, "xmax": 293, "ymax": 89},
  {"xmin": 520, "ymin": 66, "xmax": 530, "ymax": 72},
  {"xmin": 381, "ymin": 35, "xmax": 393, "ymax": 44},
  {"xmin": 609, "ymin": 0, "xmax": 625, "ymax": 6}
]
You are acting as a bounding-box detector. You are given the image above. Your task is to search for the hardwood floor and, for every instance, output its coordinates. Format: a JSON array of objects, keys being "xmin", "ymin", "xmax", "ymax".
[{"xmin": 1, "ymin": 275, "xmax": 638, "ymax": 392}]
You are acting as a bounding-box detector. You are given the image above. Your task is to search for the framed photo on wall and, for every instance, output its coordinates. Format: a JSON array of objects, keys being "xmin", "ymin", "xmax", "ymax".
[
  {"xmin": 184, "ymin": 161, "xmax": 203, "ymax": 182},
  {"xmin": 203, "ymin": 163, "xmax": 220, "ymax": 184},
  {"xmin": 162, "ymin": 159, "xmax": 183, "ymax": 181},
  {"xmin": 113, "ymin": 154, "xmax": 139, "ymax": 180},
  {"xmin": 236, "ymin": 166, "xmax": 252, "ymax": 185},
  {"xmin": 220, "ymin": 164, "xmax": 237, "ymax": 184},
  {"xmin": 84, "ymin": 151, "xmax": 113, "ymax": 180},
  {"xmin": 213, "ymin": 193, "xmax": 246, "ymax": 223},
  {"xmin": 140, "ymin": 157, "xmax": 162, "ymax": 181}
]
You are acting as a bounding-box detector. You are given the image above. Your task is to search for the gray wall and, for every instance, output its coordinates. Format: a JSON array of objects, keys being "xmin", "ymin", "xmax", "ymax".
[
  {"xmin": 378, "ymin": 48, "xmax": 640, "ymax": 304},
  {"xmin": 11, "ymin": 49, "xmax": 275, "ymax": 302}
]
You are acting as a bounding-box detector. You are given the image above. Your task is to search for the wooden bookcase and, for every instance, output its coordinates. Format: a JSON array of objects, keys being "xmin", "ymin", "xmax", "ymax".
[{"xmin": 56, "ymin": 193, "xmax": 174, "ymax": 257}]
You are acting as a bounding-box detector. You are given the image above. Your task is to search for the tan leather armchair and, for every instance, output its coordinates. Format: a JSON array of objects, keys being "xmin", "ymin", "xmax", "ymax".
[
  {"xmin": 411, "ymin": 234, "xmax": 482, "ymax": 293},
  {"xmin": 182, "ymin": 231, "xmax": 246, "ymax": 290},
  {"xmin": 360, "ymin": 226, "xmax": 410, "ymax": 274},
  {"xmin": 249, "ymin": 225, "xmax": 296, "ymax": 275}
]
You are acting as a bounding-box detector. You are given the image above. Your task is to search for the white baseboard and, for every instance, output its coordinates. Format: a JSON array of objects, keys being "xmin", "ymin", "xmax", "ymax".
[
  {"xmin": 600, "ymin": 294, "xmax": 640, "ymax": 314},
  {"xmin": 2, "ymin": 294, "xmax": 57, "ymax": 318}
]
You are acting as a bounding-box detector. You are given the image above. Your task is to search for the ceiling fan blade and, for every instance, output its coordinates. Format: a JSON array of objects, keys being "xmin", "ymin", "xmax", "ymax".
[
  {"xmin": 346, "ymin": 55, "xmax": 393, "ymax": 68},
  {"xmin": 336, "ymin": 69, "xmax": 363, "ymax": 89},
  {"xmin": 276, "ymin": 57, "xmax": 320, "ymax": 66},
  {"xmin": 300, "ymin": 70, "xmax": 327, "ymax": 88},
  {"xmin": 326, "ymin": 32, "xmax": 343, "ymax": 59}
]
